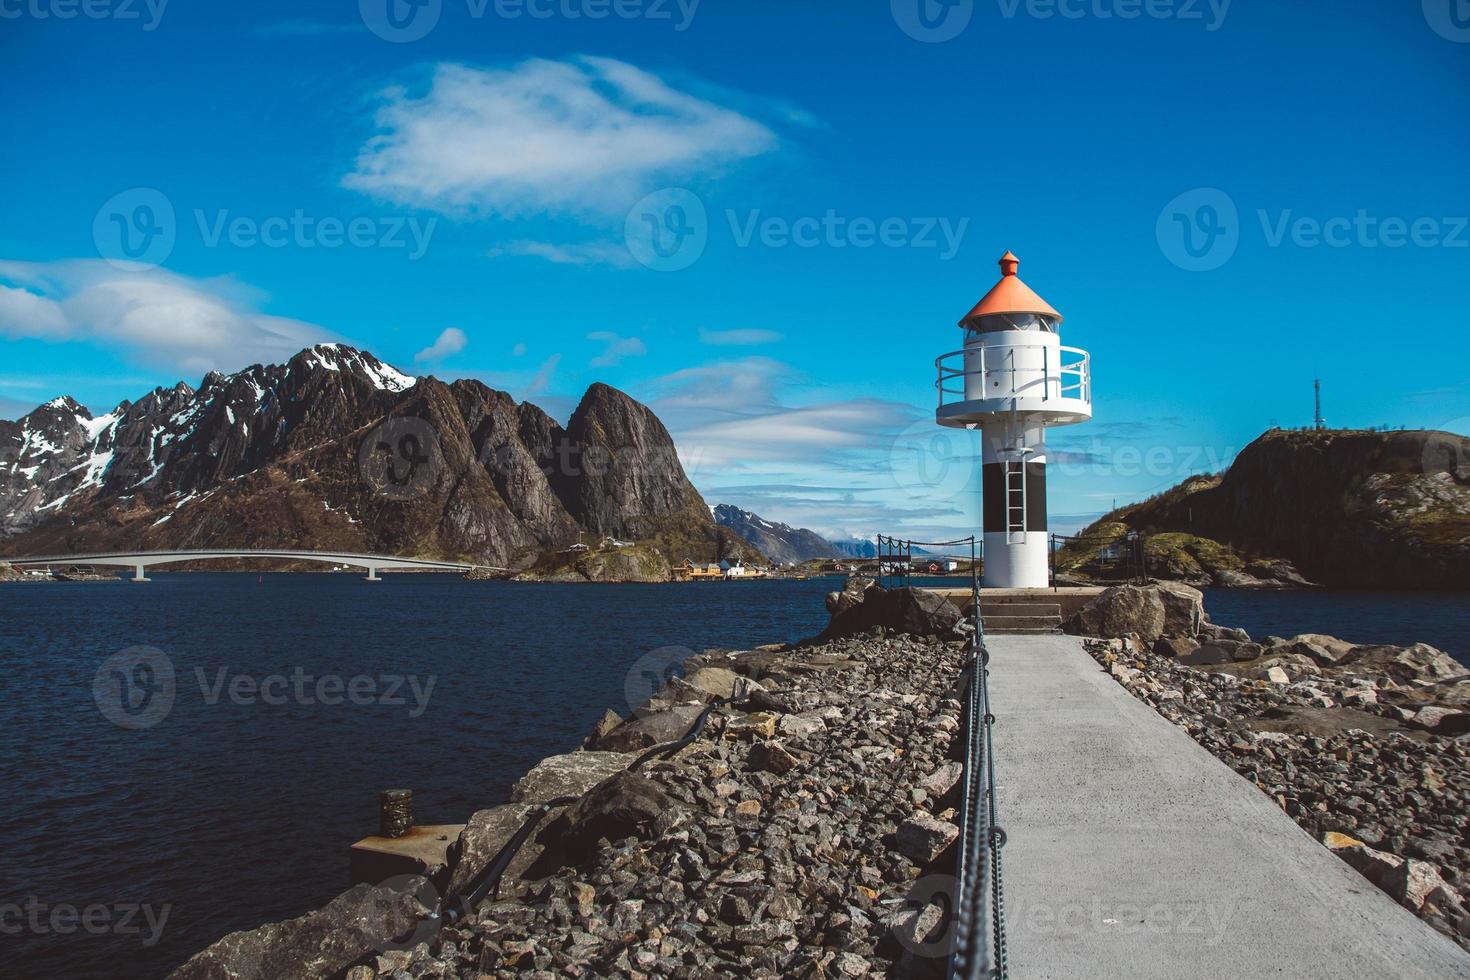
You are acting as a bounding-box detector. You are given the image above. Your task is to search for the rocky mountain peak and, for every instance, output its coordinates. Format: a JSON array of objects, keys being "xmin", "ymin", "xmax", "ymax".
[
  {"xmin": 0, "ymin": 346, "xmax": 738, "ymax": 573},
  {"xmin": 713, "ymin": 504, "xmax": 839, "ymax": 564}
]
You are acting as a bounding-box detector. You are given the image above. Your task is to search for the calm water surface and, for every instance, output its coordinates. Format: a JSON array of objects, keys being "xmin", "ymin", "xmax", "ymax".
[
  {"xmin": 0, "ymin": 574, "xmax": 836, "ymax": 980},
  {"xmin": 1202, "ymin": 588, "xmax": 1470, "ymax": 665},
  {"xmin": 1, "ymin": 574, "xmax": 1466, "ymax": 978}
]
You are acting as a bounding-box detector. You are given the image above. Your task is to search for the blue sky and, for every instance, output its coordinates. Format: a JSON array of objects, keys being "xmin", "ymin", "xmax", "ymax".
[{"xmin": 2, "ymin": 0, "xmax": 1468, "ymax": 540}]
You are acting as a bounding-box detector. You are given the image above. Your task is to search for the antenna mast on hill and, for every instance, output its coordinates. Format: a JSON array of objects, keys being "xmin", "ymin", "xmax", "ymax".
[{"xmin": 1313, "ymin": 379, "xmax": 1325, "ymax": 430}]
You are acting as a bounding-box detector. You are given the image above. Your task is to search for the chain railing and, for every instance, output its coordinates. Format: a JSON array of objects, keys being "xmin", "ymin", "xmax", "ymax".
[{"xmin": 872, "ymin": 535, "xmax": 1006, "ymax": 979}]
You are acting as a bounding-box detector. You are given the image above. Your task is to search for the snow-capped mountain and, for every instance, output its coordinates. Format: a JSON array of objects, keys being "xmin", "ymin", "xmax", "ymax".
[
  {"xmin": 712, "ymin": 504, "xmax": 839, "ymax": 564},
  {"xmin": 0, "ymin": 345, "xmax": 743, "ymax": 568}
]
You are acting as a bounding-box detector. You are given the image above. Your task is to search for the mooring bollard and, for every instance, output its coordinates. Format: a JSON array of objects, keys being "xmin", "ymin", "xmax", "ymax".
[{"xmin": 379, "ymin": 789, "xmax": 413, "ymax": 838}]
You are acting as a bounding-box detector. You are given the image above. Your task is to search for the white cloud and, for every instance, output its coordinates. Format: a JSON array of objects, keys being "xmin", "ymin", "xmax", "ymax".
[
  {"xmin": 490, "ymin": 239, "xmax": 635, "ymax": 268},
  {"xmin": 587, "ymin": 331, "xmax": 646, "ymax": 368},
  {"xmin": 0, "ymin": 281, "xmax": 71, "ymax": 338},
  {"xmin": 343, "ymin": 57, "xmax": 779, "ymax": 216},
  {"xmin": 414, "ymin": 326, "xmax": 467, "ymax": 362},
  {"xmin": 698, "ymin": 328, "xmax": 782, "ymax": 346},
  {"xmin": 0, "ymin": 259, "xmax": 334, "ymax": 375}
]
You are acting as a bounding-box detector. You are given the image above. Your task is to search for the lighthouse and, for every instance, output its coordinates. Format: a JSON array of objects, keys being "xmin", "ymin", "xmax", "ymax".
[{"xmin": 936, "ymin": 252, "xmax": 1092, "ymax": 588}]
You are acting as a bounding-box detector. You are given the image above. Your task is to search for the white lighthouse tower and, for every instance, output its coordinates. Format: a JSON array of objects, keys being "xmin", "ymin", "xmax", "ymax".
[{"xmin": 936, "ymin": 252, "xmax": 1092, "ymax": 588}]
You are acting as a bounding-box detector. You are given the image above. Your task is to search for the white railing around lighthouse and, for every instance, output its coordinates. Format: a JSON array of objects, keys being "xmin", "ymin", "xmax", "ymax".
[{"xmin": 935, "ymin": 344, "xmax": 1092, "ymax": 412}]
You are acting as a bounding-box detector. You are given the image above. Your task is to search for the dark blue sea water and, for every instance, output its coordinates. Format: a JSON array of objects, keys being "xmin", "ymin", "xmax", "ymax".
[
  {"xmin": 1, "ymin": 575, "xmax": 1466, "ymax": 979},
  {"xmin": 0, "ymin": 574, "xmax": 837, "ymax": 980},
  {"xmin": 1202, "ymin": 588, "xmax": 1470, "ymax": 665}
]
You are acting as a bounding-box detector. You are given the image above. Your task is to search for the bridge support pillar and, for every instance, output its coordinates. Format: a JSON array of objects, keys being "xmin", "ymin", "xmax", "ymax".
[
  {"xmin": 132, "ymin": 564, "xmax": 149, "ymax": 582},
  {"xmin": 365, "ymin": 567, "xmax": 380, "ymax": 582}
]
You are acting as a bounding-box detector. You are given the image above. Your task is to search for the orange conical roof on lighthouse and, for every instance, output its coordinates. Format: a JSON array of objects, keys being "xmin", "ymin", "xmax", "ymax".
[{"xmin": 958, "ymin": 251, "xmax": 1062, "ymax": 327}]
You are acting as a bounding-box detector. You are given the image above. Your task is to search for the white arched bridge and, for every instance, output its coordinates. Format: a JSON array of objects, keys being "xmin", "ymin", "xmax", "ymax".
[{"xmin": 4, "ymin": 550, "xmax": 504, "ymax": 581}]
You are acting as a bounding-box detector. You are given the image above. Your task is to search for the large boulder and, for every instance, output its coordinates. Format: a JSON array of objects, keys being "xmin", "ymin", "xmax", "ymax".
[
  {"xmin": 444, "ymin": 804, "xmax": 538, "ymax": 896},
  {"xmin": 1065, "ymin": 583, "xmax": 1205, "ymax": 644},
  {"xmin": 593, "ymin": 705, "xmax": 705, "ymax": 752},
  {"xmin": 1064, "ymin": 585, "xmax": 1163, "ymax": 643},
  {"xmin": 1156, "ymin": 581, "xmax": 1205, "ymax": 637},
  {"xmin": 557, "ymin": 770, "xmax": 679, "ymax": 856},
  {"xmin": 820, "ymin": 586, "xmax": 960, "ymax": 640},
  {"xmin": 1337, "ymin": 642, "xmax": 1468, "ymax": 685},
  {"xmin": 169, "ymin": 879, "xmax": 433, "ymax": 980},
  {"xmin": 510, "ymin": 751, "xmax": 636, "ymax": 803},
  {"xmin": 825, "ymin": 575, "xmax": 874, "ymax": 615}
]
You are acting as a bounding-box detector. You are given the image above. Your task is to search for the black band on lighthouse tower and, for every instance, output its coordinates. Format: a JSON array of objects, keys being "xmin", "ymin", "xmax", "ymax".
[{"xmin": 981, "ymin": 461, "xmax": 1048, "ymax": 533}]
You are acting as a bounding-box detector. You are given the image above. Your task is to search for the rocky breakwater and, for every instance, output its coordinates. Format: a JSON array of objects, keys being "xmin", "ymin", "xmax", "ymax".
[
  {"xmin": 171, "ymin": 585, "xmax": 976, "ymax": 979},
  {"xmin": 1066, "ymin": 583, "xmax": 1470, "ymax": 952}
]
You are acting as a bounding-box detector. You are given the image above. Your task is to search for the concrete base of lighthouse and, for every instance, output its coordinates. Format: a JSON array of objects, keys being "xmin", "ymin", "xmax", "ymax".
[{"xmin": 982, "ymin": 531, "xmax": 1049, "ymax": 589}]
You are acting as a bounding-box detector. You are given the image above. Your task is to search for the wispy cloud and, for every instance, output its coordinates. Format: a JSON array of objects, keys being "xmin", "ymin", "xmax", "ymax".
[
  {"xmin": 638, "ymin": 356, "xmax": 965, "ymax": 539},
  {"xmin": 587, "ymin": 331, "xmax": 646, "ymax": 368},
  {"xmin": 0, "ymin": 259, "xmax": 334, "ymax": 375},
  {"xmin": 698, "ymin": 327, "xmax": 782, "ymax": 346},
  {"xmin": 414, "ymin": 326, "xmax": 467, "ymax": 363},
  {"xmin": 343, "ymin": 57, "xmax": 780, "ymax": 216}
]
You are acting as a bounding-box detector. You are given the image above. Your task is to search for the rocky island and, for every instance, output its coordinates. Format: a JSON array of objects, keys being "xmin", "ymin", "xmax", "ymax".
[{"xmin": 1058, "ymin": 428, "xmax": 1470, "ymax": 589}]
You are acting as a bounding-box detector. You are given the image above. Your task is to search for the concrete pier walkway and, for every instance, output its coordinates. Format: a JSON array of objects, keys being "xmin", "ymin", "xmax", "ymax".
[{"xmin": 987, "ymin": 633, "xmax": 1470, "ymax": 979}]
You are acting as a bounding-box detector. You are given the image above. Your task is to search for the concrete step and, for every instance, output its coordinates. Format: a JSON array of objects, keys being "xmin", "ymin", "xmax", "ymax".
[
  {"xmin": 980, "ymin": 602, "xmax": 1062, "ymax": 618},
  {"xmin": 985, "ymin": 613, "xmax": 1063, "ymax": 634}
]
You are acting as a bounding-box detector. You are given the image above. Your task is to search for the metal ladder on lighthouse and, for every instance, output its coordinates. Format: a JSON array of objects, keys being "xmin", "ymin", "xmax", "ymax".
[{"xmin": 1003, "ymin": 454, "xmax": 1028, "ymax": 544}]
